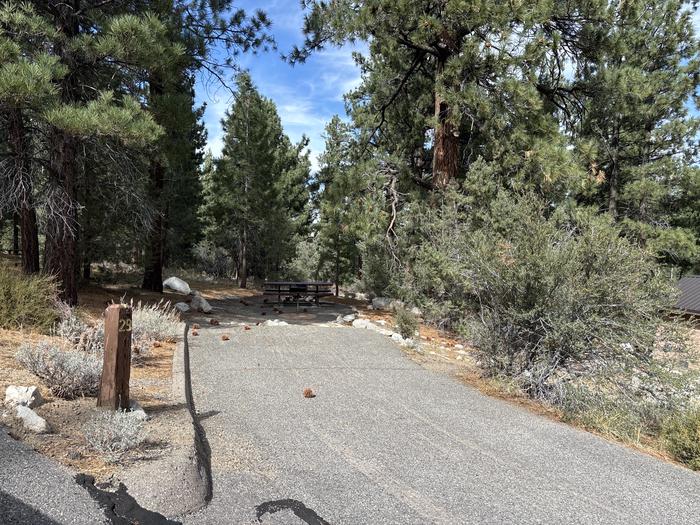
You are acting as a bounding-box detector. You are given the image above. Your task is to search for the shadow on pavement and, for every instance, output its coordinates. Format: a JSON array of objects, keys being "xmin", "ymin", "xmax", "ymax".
[{"xmin": 0, "ymin": 490, "xmax": 62, "ymax": 525}]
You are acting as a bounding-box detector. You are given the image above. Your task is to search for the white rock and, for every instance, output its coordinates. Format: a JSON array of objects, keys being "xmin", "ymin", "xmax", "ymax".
[
  {"xmin": 376, "ymin": 320, "xmax": 387, "ymax": 326},
  {"xmin": 5, "ymin": 386, "xmax": 43, "ymax": 408},
  {"xmin": 355, "ymin": 292, "xmax": 368, "ymax": 302},
  {"xmin": 174, "ymin": 302, "xmax": 190, "ymax": 313},
  {"xmin": 342, "ymin": 314, "xmax": 356, "ymax": 323},
  {"xmin": 371, "ymin": 297, "xmax": 392, "ymax": 309},
  {"xmin": 191, "ymin": 294, "xmax": 212, "ymax": 314},
  {"xmin": 264, "ymin": 319, "xmax": 289, "ymax": 326},
  {"xmin": 15, "ymin": 406, "xmax": 49, "ymax": 433},
  {"xmin": 454, "ymin": 344, "xmax": 464, "ymax": 350},
  {"xmin": 129, "ymin": 400, "xmax": 149, "ymax": 421},
  {"xmin": 352, "ymin": 318, "xmax": 372, "ymax": 329},
  {"xmin": 391, "ymin": 333, "xmax": 404, "ymax": 343},
  {"xmin": 163, "ymin": 277, "xmax": 191, "ymax": 295}
]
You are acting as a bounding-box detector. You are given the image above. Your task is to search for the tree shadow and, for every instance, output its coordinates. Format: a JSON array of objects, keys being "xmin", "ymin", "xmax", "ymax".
[{"xmin": 0, "ymin": 490, "xmax": 62, "ymax": 525}]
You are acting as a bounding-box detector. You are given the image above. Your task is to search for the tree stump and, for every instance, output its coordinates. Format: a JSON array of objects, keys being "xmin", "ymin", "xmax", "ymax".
[{"xmin": 97, "ymin": 304, "xmax": 132, "ymax": 410}]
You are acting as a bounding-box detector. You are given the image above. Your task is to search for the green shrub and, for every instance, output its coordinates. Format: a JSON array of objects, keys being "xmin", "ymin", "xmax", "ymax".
[
  {"xmin": 0, "ymin": 270, "xmax": 58, "ymax": 332},
  {"xmin": 394, "ymin": 307, "xmax": 418, "ymax": 339},
  {"xmin": 398, "ymin": 192, "xmax": 683, "ymax": 398},
  {"xmin": 662, "ymin": 408, "xmax": 700, "ymax": 470}
]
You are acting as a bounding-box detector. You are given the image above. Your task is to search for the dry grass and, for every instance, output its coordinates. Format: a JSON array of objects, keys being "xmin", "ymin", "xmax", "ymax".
[{"xmin": 0, "ymin": 268, "xmax": 183, "ymax": 480}]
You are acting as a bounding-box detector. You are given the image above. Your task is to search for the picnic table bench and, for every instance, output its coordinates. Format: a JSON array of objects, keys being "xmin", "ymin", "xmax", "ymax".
[{"xmin": 263, "ymin": 281, "xmax": 334, "ymax": 306}]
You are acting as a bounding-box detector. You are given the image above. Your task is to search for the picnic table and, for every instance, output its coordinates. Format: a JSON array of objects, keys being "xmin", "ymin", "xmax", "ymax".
[{"xmin": 263, "ymin": 281, "xmax": 334, "ymax": 306}]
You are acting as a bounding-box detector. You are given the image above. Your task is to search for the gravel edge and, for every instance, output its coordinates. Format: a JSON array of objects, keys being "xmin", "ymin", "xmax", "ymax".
[{"xmin": 121, "ymin": 325, "xmax": 210, "ymax": 518}]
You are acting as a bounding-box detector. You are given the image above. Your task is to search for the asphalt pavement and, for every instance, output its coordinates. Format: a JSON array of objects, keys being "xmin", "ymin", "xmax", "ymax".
[
  {"xmin": 0, "ymin": 429, "xmax": 106, "ymax": 525},
  {"xmin": 181, "ymin": 323, "xmax": 700, "ymax": 525}
]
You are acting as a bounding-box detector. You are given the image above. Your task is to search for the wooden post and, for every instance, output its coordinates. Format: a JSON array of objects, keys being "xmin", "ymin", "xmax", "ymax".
[{"xmin": 97, "ymin": 304, "xmax": 132, "ymax": 410}]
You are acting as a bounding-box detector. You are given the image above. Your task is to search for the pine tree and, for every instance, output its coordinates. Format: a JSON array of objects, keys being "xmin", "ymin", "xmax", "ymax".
[{"xmin": 201, "ymin": 73, "xmax": 311, "ymax": 287}]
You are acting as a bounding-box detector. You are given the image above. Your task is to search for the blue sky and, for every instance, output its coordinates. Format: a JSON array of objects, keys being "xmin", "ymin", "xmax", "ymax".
[{"xmin": 194, "ymin": 1, "xmax": 366, "ymax": 172}]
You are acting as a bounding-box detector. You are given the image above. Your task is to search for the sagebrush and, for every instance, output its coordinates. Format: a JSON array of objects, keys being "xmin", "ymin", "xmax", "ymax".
[
  {"xmin": 16, "ymin": 342, "xmax": 101, "ymax": 399},
  {"xmin": 662, "ymin": 408, "xmax": 700, "ymax": 470},
  {"xmin": 83, "ymin": 409, "xmax": 146, "ymax": 463},
  {"xmin": 0, "ymin": 270, "xmax": 58, "ymax": 332},
  {"xmin": 394, "ymin": 307, "xmax": 418, "ymax": 339}
]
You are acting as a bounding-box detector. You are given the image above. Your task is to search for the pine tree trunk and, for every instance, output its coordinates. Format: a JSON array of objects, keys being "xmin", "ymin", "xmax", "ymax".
[
  {"xmin": 239, "ymin": 228, "xmax": 248, "ymax": 289},
  {"xmin": 45, "ymin": 131, "xmax": 78, "ymax": 305},
  {"xmin": 7, "ymin": 109, "xmax": 40, "ymax": 273},
  {"xmin": 142, "ymin": 75, "xmax": 165, "ymax": 293},
  {"xmin": 432, "ymin": 57, "xmax": 459, "ymax": 189},
  {"xmin": 44, "ymin": 0, "xmax": 80, "ymax": 304},
  {"xmin": 142, "ymin": 162, "xmax": 165, "ymax": 293},
  {"xmin": 12, "ymin": 214, "xmax": 19, "ymax": 255}
]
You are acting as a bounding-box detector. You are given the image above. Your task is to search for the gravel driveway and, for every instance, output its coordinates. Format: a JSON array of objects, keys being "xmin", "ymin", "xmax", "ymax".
[{"xmin": 182, "ymin": 324, "xmax": 700, "ymax": 525}]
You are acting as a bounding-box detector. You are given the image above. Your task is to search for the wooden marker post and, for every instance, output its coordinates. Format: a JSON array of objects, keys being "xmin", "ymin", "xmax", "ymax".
[{"xmin": 97, "ymin": 304, "xmax": 132, "ymax": 410}]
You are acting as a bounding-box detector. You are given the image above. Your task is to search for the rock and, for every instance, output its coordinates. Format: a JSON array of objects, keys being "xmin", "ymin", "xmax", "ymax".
[
  {"xmin": 174, "ymin": 302, "xmax": 190, "ymax": 313},
  {"xmin": 355, "ymin": 292, "xmax": 368, "ymax": 302},
  {"xmin": 352, "ymin": 318, "xmax": 372, "ymax": 329},
  {"xmin": 263, "ymin": 319, "xmax": 289, "ymax": 326},
  {"xmin": 129, "ymin": 400, "xmax": 149, "ymax": 421},
  {"xmin": 15, "ymin": 406, "xmax": 49, "ymax": 433},
  {"xmin": 5, "ymin": 386, "xmax": 43, "ymax": 408},
  {"xmin": 391, "ymin": 333, "xmax": 404, "ymax": 343},
  {"xmin": 454, "ymin": 344, "xmax": 464, "ymax": 350},
  {"xmin": 163, "ymin": 277, "xmax": 191, "ymax": 295},
  {"xmin": 191, "ymin": 294, "xmax": 213, "ymax": 314},
  {"xmin": 371, "ymin": 297, "xmax": 392, "ymax": 310},
  {"xmin": 342, "ymin": 314, "xmax": 356, "ymax": 323}
]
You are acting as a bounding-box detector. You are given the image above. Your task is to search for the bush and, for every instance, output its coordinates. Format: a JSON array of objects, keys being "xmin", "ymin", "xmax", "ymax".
[
  {"xmin": 0, "ymin": 270, "xmax": 58, "ymax": 332},
  {"xmin": 662, "ymin": 408, "xmax": 700, "ymax": 470},
  {"xmin": 83, "ymin": 410, "xmax": 146, "ymax": 463},
  {"xmin": 130, "ymin": 299, "xmax": 180, "ymax": 342},
  {"xmin": 16, "ymin": 342, "xmax": 102, "ymax": 399},
  {"xmin": 193, "ymin": 241, "xmax": 233, "ymax": 278},
  {"xmin": 399, "ymin": 192, "xmax": 683, "ymax": 398},
  {"xmin": 53, "ymin": 303, "xmax": 89, "ymax": 344},
  {"xmin": 394, "ymin": 307, "xmax": 419, "ymax": 339},
  {"xmin": 358, "ymin": 237, "xmax": 393, "ymax": 296}
]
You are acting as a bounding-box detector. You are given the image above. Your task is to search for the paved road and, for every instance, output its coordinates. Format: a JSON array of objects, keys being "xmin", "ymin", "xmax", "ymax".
[
  {"xmin": 0, "ymin": 429, "xmax": 106, "ymax": 525},
  {"xmin": 183, "ymin": 324, "xmax": 700, "ymax": 525}
]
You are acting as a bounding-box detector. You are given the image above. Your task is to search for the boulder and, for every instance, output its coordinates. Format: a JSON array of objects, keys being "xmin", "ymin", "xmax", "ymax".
[
  {"xmin": 371, "ymin": 297, "xmax": 392, "ymax": 310},
  {"xmin": 355, "ymin": 292, "xmax": 369, "ymax": 302},
  {"xmin": 163, "ymin": 277, "xmax": 191, "ymax": 295},
  {"xmin": 15, "ymin": 406, "xmax": 49, "ymax": 433},
  {"xmin": 174, "ymin": 302, "xmax": 190, "ymax": 313},
  {"xmin": 342, "ymin": 314, "xmax": 356, "ymax": 323},
  {"xmin": 263, "ymin": 319, "xmax": 288, "ymax": 326},
  {"xmin": 190, "ymin": 294, "xmax": 212, "ymax": 314},
  {"xmin": 391, "ymin": 333, "xmax": 404, "ymax": 344},
  {"xmin": 352, "ymin": 318, "xmax": 372, "ymax": 329},
  {"xmin": 5, "ymin": 386, "xmax": 43, "ymax": 408}
]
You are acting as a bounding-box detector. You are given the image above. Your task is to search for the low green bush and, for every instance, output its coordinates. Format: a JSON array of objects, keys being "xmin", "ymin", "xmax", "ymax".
[
  {"xmin": 394, "ymin": 307, "xmax": 418, "ymax": 339},
  {"xmin": 397, "ymin": 192, "xmax": 683, "ymax": 399},
  {"xmin": 0, "ymin": 269, "xmax": 58, "ymax": 332},
  {"xmin": 662, "ymin": 408, "xmax": 700, "ymax": 470}
]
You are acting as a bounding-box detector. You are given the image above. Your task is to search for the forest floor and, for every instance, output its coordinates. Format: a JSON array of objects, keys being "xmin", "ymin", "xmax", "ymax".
[{"xmin": 2, "ymin": 265, "xmax": 699, "ymax": 519}]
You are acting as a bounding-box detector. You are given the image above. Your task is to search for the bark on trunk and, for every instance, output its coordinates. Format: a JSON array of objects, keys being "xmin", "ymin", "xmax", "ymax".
[
  {"xmin": 7, "ymin": 109, "xmax": 40, "ymax": 273},
  {"xmin": 45, "ymin": 131, "xmax": 78, "ymax": 305},
  {"xmin": 142, "ymin": 75, "xmax": 165, "ymax": 293},
  {"xmin": 44, "ymin": 1, "xmax": 80, "ymax": 304},
  {"xmin": 239, "ymin": 228, "xmax": 248, "ymax": 289},
  {"xmin": 432, "ymin": 57, "xmax": 460, "ymax": 189},
  {"xmin": 142, "ymin": 163, "xmax": 165, "ymax": 293},
  {"xmin": 12, "ymin": 214, "xmax": 19, "ymax": 255}
]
